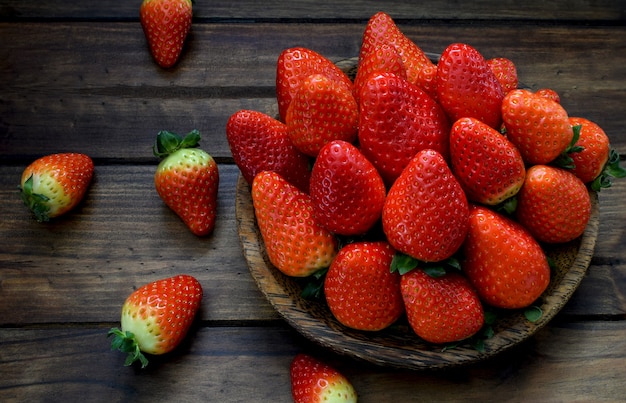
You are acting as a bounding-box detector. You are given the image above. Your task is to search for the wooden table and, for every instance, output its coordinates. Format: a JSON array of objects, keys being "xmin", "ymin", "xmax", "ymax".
[{"xmin": 1, "ymin": 1, "xmax": 625, "ymax": 401}]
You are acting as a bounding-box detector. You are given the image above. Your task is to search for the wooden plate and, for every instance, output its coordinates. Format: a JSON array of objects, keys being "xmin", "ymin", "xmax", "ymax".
[{"xmin": 235, "ymin": 174, "xmax": 599, "ymax": 370}]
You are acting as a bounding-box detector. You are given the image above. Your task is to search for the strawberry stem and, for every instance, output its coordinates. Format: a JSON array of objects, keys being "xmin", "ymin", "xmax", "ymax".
[
  {"xmin": 107, "ymin": 328, "xmax": 149, "ymax": 368},
  {"xmin": 19, "ymin": 174, "xmax": 51, "ymax": 222},
  {"xmin": 153, "ymin": 129, "xmax": 201, "ymax": 157}
]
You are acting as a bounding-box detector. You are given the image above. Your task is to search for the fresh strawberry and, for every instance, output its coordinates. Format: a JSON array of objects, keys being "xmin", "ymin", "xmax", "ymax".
[
  {"xmin": 535, "ymin": 88, "xmax": 561, "ymax": 103},
  {"xmin": 436, "ymin": 43, "xmax": 505, "ymax": 129},
  {"xmin": 358, "ymin": 72, "xmax": 450, "ymax": 186},
  {"xmin": 276, "ymin": 47, "xmax": 353, "ymax": 122},
  {"xmin": 449, "ymin": 117, "xmax": 526, "ymax": 205},
  {"xmin": 108, "ymin": 274, "xmax": 203, "ymax": 368},
  {"xmin": 153, "ymin": 130, "xmax": 219, "ymax": 236},
  {"xmin": 252, "ymin": 171, "xmax": 338, "ymax": 277},
  {"xmin": 226, "ymin": 109, "xmax": 311, "ymax": 192},
  {"xmin": 353, "ymin": 40, "xmax": 407, "ymax": 104},
  {"xmin": 285, "ymin": 73, "xmax": 359, "ymax": 157},
  {"xmin": 487, "ymin": 57, "xmax": 518, "ymax": 94},
  {"xmin": 502, "ymin": 89, "xmax": 573, "ymax": 165},
  {"xmin": 566, "ymin": 117, "xmax": 611, "ymax": 185},
  {"xmin": 383, "ymin": 149, "xmax": 469, "ymax": 262},
  {"xmin": 324, "ymin": 241, "xmax": 403, "ymax": 331},
  {"xmin": 400, "ymin": 268, "xmax": 484, "ymax": 344},
  {"xmin": 516, "ymin": 165, "xmax": 591, "ymax": 243},
  {"xmin": 463, "ymin": 205, "xmax": 551, "ymax": 309},
  {"xmin": 19, "ymin": 153, "xmax": 94, "ymax": 222},
  {"xmin": 290, "ymin": 353, "xmax": 357, "ymax": 403},
  {"xmin": 140, "ymin": 0, "xmax": 192, "ymax": 68}
]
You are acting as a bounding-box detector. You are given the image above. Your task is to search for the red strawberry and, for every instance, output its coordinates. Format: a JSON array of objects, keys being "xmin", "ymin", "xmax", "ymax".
[
  {"xmin": 286, "ymin": 73, "xmax": 359, "ymax": 157},
  {"xmin": 535, "ymin": 88, "xmax": 561, "ymax": 103},
  {"xmin": 140, "ymin": 0, "xmax": 192, "ymax": 68},
  {"xmin": 276, "ymin": 47, "xmax": 353, "ymax": 122},
  {"xmin": 449, "ymin": 117, "xmax": 526, "ymax": 205},
  {"xmin": 502, "ymin": 89, "xmax": 573, "ymax": 165},
  {"xmin": 436, "ymin": 43, "xmax": 505, "ymax": 129},
  {"xmin": 290, "ymin": 353, "xmax": 357, "ymax": 403},
  {"xmin": 487, "ymin": 57, "xmax": 518, "ymax": 94},
  {"xmin": 353, "ymin": 40, "xmax": 407, "ymax": 104},
  {"xmin": 154, "ymin": 130, "xmax": 219, "ymax": 236},
  {"xmin": 19, "ymin": 153, "xmax": 94, "ymax": 222},
  {"xmin": 324, "ymin": 241, "xmax": 403, "ymax": 331},
  {"xmin": 463, "ymin": 205, "xmax": 551, "ymax": 309},
  {"xmin": 309, "ymin": 140, "xmax": 386, "ymax": 236},
  {"xmin": 108, "ymin": 274, "xmax": 203, "ymax": 368},
  {"xmin": 252, "ymin": 171, "xmax": 338, "ymax": 277},
  {"xmin": 516, "ymin": 165, "xmax": 591, "ymax": 243},
  {"xmin": 358, "ymin": 72, "xmax": 450, "ymax": 186},
  {"xmin": 226, "ymin": 109, "xmax": 311, "ymax": 192},
  {"xmin": 383, "ymin": 149, "xmax": 469, "ymax": 262},
  {"xmin": 400, "ymin": 269, "xmax": 484, "ymax": 344},
  {"xmin": 566, "ymin": 117, "xmax": 611, "ymax": 185}
]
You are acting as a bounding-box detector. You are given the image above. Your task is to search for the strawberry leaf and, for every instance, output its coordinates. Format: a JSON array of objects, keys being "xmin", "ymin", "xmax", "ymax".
[
  {"xmin": 591, "ymin": 147, "xmax": 626, "ymax": 191},
  {"xmin": 107, "ymin": 328, "xmax": 149, "ymax": 368},
  {"xmin": 153, "ymin": 129, "xmax": 201, "ymax": 157},
  {"xmin": 19, "ymin": 174, "xmax": 52, "ymax": 222},
  {"xmin": 390, "ymin": 253, "xmax": 419, "ymax": 275},
  {"xmin": 300, "ymin": 268, "xmax": 328, "ymax": 300},
  {"xmin": 553, "ymin": 124, "xmax": 583, "ymax": 169}
]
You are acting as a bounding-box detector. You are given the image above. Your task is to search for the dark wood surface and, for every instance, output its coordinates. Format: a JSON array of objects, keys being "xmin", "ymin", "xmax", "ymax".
[{"xmin": 1, "ymin": 1, "xmax": 625, "ymax": 401}]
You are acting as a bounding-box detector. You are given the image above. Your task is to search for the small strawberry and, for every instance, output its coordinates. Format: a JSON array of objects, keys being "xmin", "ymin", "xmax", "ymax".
[
  {"xmin": 290, "ymin": 353, "xmax": 357, "ymax": 403},
  {"xmin": 324, "ymin": 241, "xmax": 404, "ymax": 331},
  {"xmin": 463, "ymin": 205, "xmax": 551, "ymax": 309},
  {"xmin": 449, "ymin": 117, "xmax": 526, "ymax": 205},
  {"xmin": 436, "ymin": 43, "xmax": 505, "ymax": 129},
  {"xmin": 535, "ymin": 88, "xmax": 561, "ymax": 103},
  {"xmin": 252, "ymin": 171, "xmax": 338, "ymax": 277},
  {"xmin": 487, "ymin": 57, "xmax": 518, "ymax": 94},
  {"xmin": 153, "ymin": 130, "xmax": 219, "ymax": 236},
  {"xmin": 286, "ymin": 73, "xmax": 359, "ymax": 157},
  {"xmin": 383, "ymin": 149, "xmax": 469, "ymax": 262},
  {"xmin": 400, "ymin": 268, "xmax": 484, "ymax": 344},
  {"xmin": 19, "ymin": 153, "xmax": 94, "ymax": 222},
  {"xmin": 516, "ymin": 165, "xmax": 591, "ymax": 244},
  {"xmin": 309, "ymin": 140, "xmax": 386, "ymax": 236},
  {"xmin": 226, "ymin": 109, "xmax": 311, "ymax": 193},
  {"xmin": 108, "ymin": 274, "xmax": 203, "ymax": 368},
  {"xmin": 502, "ymin": 89, "xmax": 573, "ymax": 165},
  {"xmin": 140, "ymin": 0, "xmax": 192, "ymax": 68}
]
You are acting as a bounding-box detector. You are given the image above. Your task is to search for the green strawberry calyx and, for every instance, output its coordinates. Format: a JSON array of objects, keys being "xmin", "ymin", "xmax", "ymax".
[
  {"xmin": 107, "ymin": 328, "xmax": 149, "ymax": 368},
  {"xmin": 153, "ymin": 129, "xmax": 201, "ymax": 158},
  {"xmin": 390, "ymin": 252, "xmax": 461, "ymax": 277},
  {"xmin": 591, "ymin": 147, "xmax": 626, "ymax": 191},
  {"xmin": 19, "ymin": 174, "xmax": 52, "ymax": 222}
]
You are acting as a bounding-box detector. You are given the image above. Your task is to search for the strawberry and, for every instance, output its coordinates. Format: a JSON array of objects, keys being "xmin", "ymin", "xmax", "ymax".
[
  {"xmin": 19, "ymin": 153, "xmax": 94, "ymax": 222},
  {"xmin": 436, "ymin": 43, "xmax": 505, "ymax": 129},
  {"xmin": 226, "ymin": 109, "xmax": 311, "ymax": 193},
  {"xmin": 276, "ymin": 47, "xmax": 353, "ymax": 122},
  {"xmin": 290, "ymin": 353, "xmax": 357, "ymax": 403},
  {"xmin": 285, "ymin": 73, "xmax": 359, "ymax": 157},
  {"xmin": 153, "ymin": 130, "xmax": 219, "ymax": 236},
  {"xmin": 487, "ymin": 57, "xmax": 518, "ymax": 94},
  {"xmin": 463, "ymin": 205, "xmax": 551, "ymax": 309},
  {"xmin": 502, "ymin": 89, "xmax": 573, "ymax": 165},
  {"xmin": 309, "ymin": 140, "xmax": 386, "ymax": 236},
  {"xmin": 400, "ymin": 268, "xmax": 484, "ymax": 344},
  {"xmin": 566, "ymin": 117, "xmax": 611, "ymax": 185},
  {"xmin": 252, "ymin": 170, "xmax": 338, "ymax": 277},
  {"xmin": 358, "ymin": 72, "xmax": 450, "ymax": 186},
  {"xmin": 535, "ymin": 88, "xmax": 561, "ymax": 103},
  {"xmin": 516, "ymin": 165, "xmax": 591, "ymax": 244},
  {"xmin": 382, "ymin": 149, "xmax": 469, "ymax": 262},
  {"xmin": 140, "ymin": 0, "xmax": 192, "ymax": 68},
  {"xmin": 324, "ymin": 241, "xmax": 403, "ymax": 331},
  {"xmin": 353, "ymin": 40, "xmax": 407, "ymax": 104},
  {"xmin": 108, "ymin": 274, "xmax": 203, "ymax": 368},
  {"xmin": 449, "ymin": 117, "xmax": 526, "ymax": 205}
]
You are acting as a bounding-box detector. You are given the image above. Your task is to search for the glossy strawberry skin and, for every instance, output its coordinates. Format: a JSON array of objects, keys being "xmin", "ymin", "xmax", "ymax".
[
  {"xmin": 463, "ymin": 205, "xmax": 551, "ymax": 309},
  {"xmin": 535, "ymin": 88, "xmax": 561, "ymax": 103},
  {"xmin": 140, "ymin": 0, "xmax": 192, "ymax": 68},
  {"xmin": 226, "ymin": 109, "xmax": 311, "ymax": 193},
  {"xmin": 290, "ymin": 353, "xmax": 357, "ymax": 403},
  {"xmin": 353, "ymin": 41, "xmax": 407, "ymax": 105},
  {"xmin": 487, "ymin": 57, "xmax": 518, "ymax": 94},
  {"xmin": 383, "ymin": 149, "xmax": 469, "ymax": 262},
  {"xmin": 567, "ymin": 117, "xmax": 610, "ymax": 184},
  {"xmin": 324, "ymin": 241, "xmax": 403, "ymax": 331},
  {"xmin": 252, "ymin": 171, "xmax": 338, "ymax": 277}
]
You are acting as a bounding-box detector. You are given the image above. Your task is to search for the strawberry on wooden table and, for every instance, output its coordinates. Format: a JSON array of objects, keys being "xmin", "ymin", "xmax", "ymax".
[
  {"xmin": 154, "ymin": 129, "xmax": 219, "ymax": 236},
  {"xmin": 108, "ymin": 274, "xmax": 203, "ymax": 368},
  {"xmin": 290, "ymin": 353, "xmax": 357, "ymax": 403},
  {"xmin": 19, "ymin": 152, "xmax": 94, "ymax": 222},
  {"xmin": 140, "ymin": 0, "xmax": 192, "ymax": 68}
]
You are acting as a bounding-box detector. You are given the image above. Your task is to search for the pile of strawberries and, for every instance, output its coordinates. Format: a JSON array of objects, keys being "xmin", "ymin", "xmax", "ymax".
[{"xmin": 226, "ymin": 11, "xmax": 626, "ymax": 347}]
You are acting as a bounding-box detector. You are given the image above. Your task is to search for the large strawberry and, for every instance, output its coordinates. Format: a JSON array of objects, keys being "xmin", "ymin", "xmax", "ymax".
[
  {"xmin": 108, "ymin": 274, "xmax": 203, "ymax": 368},
  {"xmin": 436, "ymin": 43, "xmax": 505, "ymax": 129},
  {"xmin": 449, "ymin": 117, "xmax": 526, "ymax": 205},
  {"xmin": 154, "ymin": 130, "xmax": 219, "ymax": 236},
  {"xmin": 309, "ymin": 140, "xmax": 386, "ymax": 236},
  {"xmin": 382, "ymin": 149, "xmax": 469, "ymax": 262},
  {"xmin": 463, "ymin": 205, "xmax": 551, "ymax": 309},
  {"xmin": 140, "ymin": 0, "xmax": 192, "ymax": 68},
  {"xmin": 226, "ymin": 109, "xmax": 311, "ymax": 193},
  {"xmin": 324, "ymin": 241, "xmax": 403, "ymax": 331},
  {"xmin": 290, "ymin": 353, "xmax": 357, "ymax": 403},
  {"xmin": 19, "ymin": 153, "xmax": 94, "ymax": 222},
  {"xmin": 252, "ymin": 170, "xmax": 338, "ymax": 277},
  {"xmin": 358, "ymin": 72, "xmax": 450, "ymax": 186}
]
